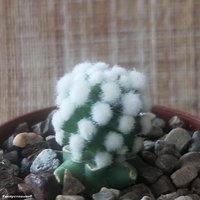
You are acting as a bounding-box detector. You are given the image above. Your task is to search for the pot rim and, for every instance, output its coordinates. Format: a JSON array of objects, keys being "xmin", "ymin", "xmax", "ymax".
[{"xmin": 0, "ymin": 105, "xmax": 200, "ymax": 144}]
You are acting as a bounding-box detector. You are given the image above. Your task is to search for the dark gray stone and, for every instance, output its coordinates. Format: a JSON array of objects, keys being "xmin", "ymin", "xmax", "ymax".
[
  {"xmin": 3, "ymin": 150, "xmax": 19, "ymax": 166},
  {"xmin": 15, "ymin": 122, "xmax": 30, "ymax": 134},
  {"xmin": 31, "ymin": 110, "xmax": 55, "ymax": 137},
  {"xmin": 100, "ymin": 188, "xmax": 120, "ymax": 199},
  {"xmin": 169, "ymin": 116, "xmax": 184, "ymax": 129},
  {"xmin": 11, "ymin": 164, "xmax": 19, "ymax": 176},
  {"xmin": 140, "ymin": 151, "xmax": 157, "ymax": 166},
  {"xmin": 25, "ymin": 172, "xmax": 61, "ymax": 200},
  {"xmin": 154, "ymin": 140, "xmax": 181, "ymax": 158},
  {"xmin": 150, "ymin": 175, "xmax": 176, "ymax": 198},
  {"xmin": 0, "ymin": 159, "xmax": 19, "ymax": 188},
  {"xmin": 189, "ymin": 131, "xmax": 200, "ymax": 152},
  {"xmin": 143, "ymin": 140, "xmax": 155, "ymax": 152},
  {"xmin": 138, "ymin": 166, "xmax": 163, "ymax": 184},
  {"xmin": 152, "ymin": 117, "xmax": 166, "ymax": 129},
  {"xmin": 144, "ymin": 127, "xmax": 165, "ymax": 139},
  {"xmin": 21, "ymin": 141, "xmax": 48, "ymax": 158},
  {"xmin": 157, "ymin": 192, "xmax": 179, "ymax": 200},
  {"xmin": 191, "ymin": 178, "xmax": 200, "ymax": 195},
  {"xmin": 55, "ymin": 195, "xmax": 85, "ymax": 200},
  {"xmin": 20, "ymin": 157, "xmax": 34, "ymax": 178},
  {"xmin": 140, "ymin": 196, "xmax": 153, "ymax": 200},
  {"xmin": 0, "ymin": 184, "xmax": 22, "ymax": 199},
  {"xmin": 155, "ymin": 154, "xmax": 179, "ymax": 174},
  {"xmin": 187, "ymin": 194, "xmax": 200, "ymax": 200},
  {"xmin": 93, "ymin": 190, "xmax": 115, "ymax": 200},
  {"xmin": 18, "ymin": 183, "xmax": 32, "ymax": 195},
  {"xmin": 174, "ymin": 196, "xmax": 192, "ymax": 200},
  {"xmin": 46, "ymin": 135, "xmax": 62, "ymax": 151},
  {"xmin": 120, "ymin": 184, "xmax": 155, "ymax": 200}
]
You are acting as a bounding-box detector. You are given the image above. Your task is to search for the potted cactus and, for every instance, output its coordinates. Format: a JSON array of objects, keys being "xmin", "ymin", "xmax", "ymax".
[
  {"xmin": 1, "ymin": 62, "xmax": 200, "ymax": 199},
  {"xmin": 52, "ymin": 62, "xmax": 152, "ymax": 194}
]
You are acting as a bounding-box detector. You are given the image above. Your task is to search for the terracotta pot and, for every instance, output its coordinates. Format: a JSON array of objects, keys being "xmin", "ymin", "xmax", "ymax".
[{"xmin": 0, "ymin": 105, "xmax": 200, "ymax": 145}]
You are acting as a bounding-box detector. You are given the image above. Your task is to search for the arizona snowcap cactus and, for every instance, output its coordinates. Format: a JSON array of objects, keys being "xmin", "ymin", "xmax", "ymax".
[{"xmin": 52, "ymin": 62, "xmax": 152, "ymax": 193}]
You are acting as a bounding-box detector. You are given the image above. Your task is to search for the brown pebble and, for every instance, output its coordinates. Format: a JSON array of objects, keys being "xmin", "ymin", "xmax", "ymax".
[
  {"xmin": 179, "ymin": 152, "xmax": 200, "ymax": 172},
  {"xmin": 170, "ymin": 165, "xmax": 198, "ymax": 188},
  {"xmin": 63, "ymin": 170, "xmax": 85, "ymax": 195},
  {"xmin": 13, "ymin": 132, "xmax": 43, "ymax": 148},
  {"xmin": 164, "ymin": 128, "xmax": 191, "ymax": 152},
  {"xmin": 18, "ymin": 183, "xmax": 32, "ymax": 195}
]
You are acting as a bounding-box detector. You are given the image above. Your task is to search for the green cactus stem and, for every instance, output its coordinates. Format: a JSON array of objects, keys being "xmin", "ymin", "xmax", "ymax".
[
  {"xmin": 52, "ymin": 62, "xmax": 152, "ymax": 194},
  {"xmin": 54, "ymin": 158, "xmax": 137, "ymax": 194}
]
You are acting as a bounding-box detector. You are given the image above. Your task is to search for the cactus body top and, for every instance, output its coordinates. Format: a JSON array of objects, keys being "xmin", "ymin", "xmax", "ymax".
[{"xmin": 52, "ymin": 62, "xmax": 151, "ymax": 169}]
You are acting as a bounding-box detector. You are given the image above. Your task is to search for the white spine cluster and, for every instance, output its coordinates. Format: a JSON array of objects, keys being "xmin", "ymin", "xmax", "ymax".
[{"xmin": 52, "ymin": 62, "xmax": 151, "ymax": 168}]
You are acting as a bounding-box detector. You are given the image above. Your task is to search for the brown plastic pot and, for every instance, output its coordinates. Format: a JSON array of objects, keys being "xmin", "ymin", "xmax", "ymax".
[{"xmin": 0, "ymin": 105, "xmax": 200, "ymax": 145}]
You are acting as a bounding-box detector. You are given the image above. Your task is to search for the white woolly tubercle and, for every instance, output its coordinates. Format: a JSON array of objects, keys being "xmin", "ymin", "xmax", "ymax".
[
  {"xmin": 69, "ymin": 134, "xmax": 85, "ymax": 161},
  {"xmin": 56, "ymin": 73, "xmax": 73, "ymax": 105},
  {"xmin": 69, "ymin": 80, "xmax": 90, "ymax": 107},
  {"xmin": 119, "ymin": 75, "xmax": 132, "ymax": 90},
  {"xmin": 56, "ymin": 94, "xmax": 67, "ymax": 106},
  {"xmin": 94, "ymin": 152, "xmax": 113, "ymax": 169},
  {"xmin": 111, "ymin": 65, "xmax": 127, "ymax": 75},
  {"xmin": 88, "ymin": 71, "xmax": 104, "ymax": 85},
  {"xmin": 104, "ymin": 70, "xmax": 119, "ymax": 82},
  {"xmin": 72, "ymin": 62, "xmax": 93, "ymax": 75},
  {"xmin": 55, "ymin": 129, "xmax": 65, "ymax": 146},
  {"xmin": 87, "ymin": 62, "xmax": 109, "ymax": 75},
  {"xmin": 52, "ymin": 110, "xmax": 65, "ymax": 131},
  {"xmin": 59, "ymin": 98, "xmax": 75, "ymax": 121},
  {"xmin": 118, "ymin": 115, "xmax": 135, "ymax": 134},
  {"xmin": 101, "ymin": 82, "xmax": 121, "ymax": 104},
  {"xmin": 78, "ymin": 118, "xmax": 97, "ymax": 141},
  {"xmin": 129, "ymin": 70, "xmax": 146, "ymax": 92},
  {"xmin": 91, "ymin": 102, "xmax": 113, "ymax": 126},
  {"xmin": 122, "ymin": 92, "xmax": 142, "ymax": 116},
  {"xmin": 104, "ymin": 131, "xmax": 124, "ymax": 152}
]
